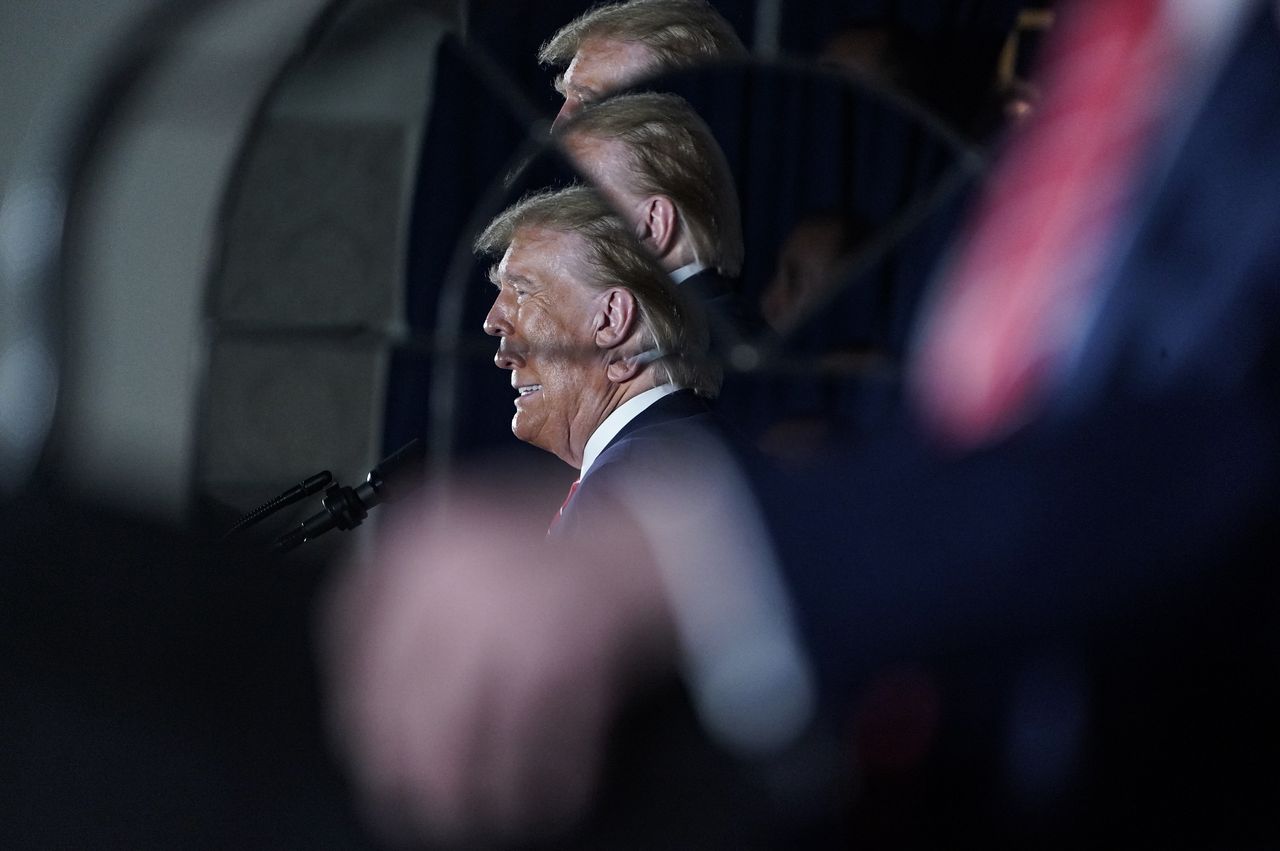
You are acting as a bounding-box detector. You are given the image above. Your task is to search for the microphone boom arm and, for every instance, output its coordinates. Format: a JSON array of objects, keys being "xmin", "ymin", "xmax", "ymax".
[{"xmin": 273, "ymin": 439, "xmax": 425, "ymax": 554}]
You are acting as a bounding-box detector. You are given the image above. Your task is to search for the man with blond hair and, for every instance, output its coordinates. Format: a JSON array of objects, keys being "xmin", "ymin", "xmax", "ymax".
[
  {"xmin": 476, "ymin": 185, "xmax": 720, "ymax": 508},
  {"xmin": 555, "ymin": 91, "xmax": 744, "ymax": 316},
  {"xmin": 327, "ymin": 185, "xmax": 813, "ymax": 842},
  {"xmin": 541, "ymin": 0, "xmax": 746, "ymax": 128}
]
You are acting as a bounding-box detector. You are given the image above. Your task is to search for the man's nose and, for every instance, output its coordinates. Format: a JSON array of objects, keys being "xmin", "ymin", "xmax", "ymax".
[
  {"xmin": 484, "ymin": 304, "xmax": 522, "ymax": 370},
  {"xmin": 483, "ymin": 301, "xmax": 511, "ymax": 338},
  {"xmin": 551, "ymin": 98, "xmax": 580, "ymax": 133}
]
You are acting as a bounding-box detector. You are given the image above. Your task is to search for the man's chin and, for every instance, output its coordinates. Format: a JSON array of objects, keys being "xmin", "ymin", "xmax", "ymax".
[
  {"xmin": 511, "ymin": 416, "xmax": 541, "ymax": 449},
  {"xmin": 512, "ymin": 422, "xmax": 568, "ymax": 466}
]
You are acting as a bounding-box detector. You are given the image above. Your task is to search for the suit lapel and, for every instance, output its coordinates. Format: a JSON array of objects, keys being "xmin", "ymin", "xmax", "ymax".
[{"xmin": 604, "ymin": 389, "xmax": 709, "ymax": 455}]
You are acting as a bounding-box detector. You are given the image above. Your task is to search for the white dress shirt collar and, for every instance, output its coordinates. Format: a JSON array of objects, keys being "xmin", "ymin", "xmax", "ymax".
[
  {"xmin": 580, "ymin": 383, "xmax": 682, "ymax": 477},
  {"xmin": 670, "ymin": 262, "xmax": 707, "ymax": 285}
]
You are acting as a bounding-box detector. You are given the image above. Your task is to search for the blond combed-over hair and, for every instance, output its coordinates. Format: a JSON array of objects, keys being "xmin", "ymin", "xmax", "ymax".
[
  {"xmin": 475, "ymin": 186, "xmax": 721, "ymax": 397},
  {"xmin": 539, "ymin": 0, "xmax": 746, "ymax": 77},
  {"xmin": 559, "ymin": 91, "xmax": 743, "ymax": 277}
]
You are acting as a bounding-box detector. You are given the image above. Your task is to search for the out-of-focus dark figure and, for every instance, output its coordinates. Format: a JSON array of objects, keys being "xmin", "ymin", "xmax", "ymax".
[
  {"xmin": 760, "ymin": 213, "xmax": 867, "ymax": 335},
  {"xmin": 0, "ymin": 491, "xmax": 377, "ymax": 849},
  {"xmin": 753, "ymin": 211, "xmax": 892, "ymax": 461},
  {"xmin": 812, "ymin": 3, "xmax": 1054, "ymax": 139},
  {"xmin": 763, "ymin": 1, "xmax": 1280, "ymax": 843},
  {"xmin": 992, "ymin": 7, "xmax": 1054, "ymax": 125}
]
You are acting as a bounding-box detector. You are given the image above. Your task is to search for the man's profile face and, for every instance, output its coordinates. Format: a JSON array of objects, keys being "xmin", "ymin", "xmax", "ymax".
[
  {"xmin": 553, "ymin": 36, "xmax": 657, "ymax": 129},
  {"xmin": 483, "ymin": 226, "xmax": 608, "ymax": 463}
]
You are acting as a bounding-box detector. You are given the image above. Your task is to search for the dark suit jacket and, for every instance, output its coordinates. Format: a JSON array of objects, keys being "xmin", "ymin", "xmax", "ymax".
[
  {"xmin": 542, "ymin": 389, "xmax": 847, "ymax": 846},
  {"xmin": 682, "ymin": 268, "xmax": 764, "ymax": 349},
  {"xmin": 550, "ymin": 389, "xmax": 720, "ymax": 542},
  {"xmin": 752, "ymin": 6, "xmax": 1280, "ymax": 842},
  {"xmin": 681, "ymin": 267, "xmax": 791, "ymax": 439}
]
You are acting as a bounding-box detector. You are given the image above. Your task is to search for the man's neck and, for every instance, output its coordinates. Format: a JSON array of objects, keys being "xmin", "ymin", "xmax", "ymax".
[
  {"xmin": 579, "ymin": 383, "xmax": 682, "ymax": 477},
  {"xmin": 660, "ymin": 238, "xmax": 700, "ymax": 277},
  {"xmin": 561, "ymin": 373, "xmax": 660, "ymax": 469}
]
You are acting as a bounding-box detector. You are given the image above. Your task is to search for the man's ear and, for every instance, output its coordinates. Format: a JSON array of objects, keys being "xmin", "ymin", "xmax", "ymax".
[
  {"xmin": 594, "ymin": 288, "xmax": 638, "ymax": 350},
  {"xmin": 637, "ymin": 196, "xmax": 679, "ymax": 259},
  {"xmin": 596, "ymin": 288, "xmax": 650, "ymax": 382}
]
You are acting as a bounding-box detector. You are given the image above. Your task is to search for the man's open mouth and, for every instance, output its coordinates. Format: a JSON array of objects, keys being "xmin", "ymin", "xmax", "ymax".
[{"xmin": 516, "ymin": 384, "xmax": 542, "ymax": 396}]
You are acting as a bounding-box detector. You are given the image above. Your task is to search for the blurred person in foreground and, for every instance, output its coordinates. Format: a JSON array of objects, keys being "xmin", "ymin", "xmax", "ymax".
[
  {"xmin": 324, "ymin": 0, "xmax": 1280, "ymax": 845},
  {"xmin": 325, "ymin": 185, "xmax": 813, "ymax": 843},
  {"xmin": 540, "ymin": 0, "xmax": 746, "ymax": 130}
]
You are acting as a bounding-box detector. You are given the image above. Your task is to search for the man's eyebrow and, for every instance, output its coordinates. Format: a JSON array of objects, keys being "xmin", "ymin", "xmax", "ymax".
[
  {"xmin": 491, "ymin": 268, "xmax": 537, "ymax": 290},
  {"xmin": 569, "ymin": 82, "xmax": 601, "ymax": 101},
  {"xmin": 555, "ymin": 77, "xmax": 600, "ymax": 102}
]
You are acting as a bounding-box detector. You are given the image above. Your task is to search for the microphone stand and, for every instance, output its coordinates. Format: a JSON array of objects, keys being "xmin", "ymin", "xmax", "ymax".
[{"xmin": 273, "ymin": 439, "xmax": 425, "ymax": 554}]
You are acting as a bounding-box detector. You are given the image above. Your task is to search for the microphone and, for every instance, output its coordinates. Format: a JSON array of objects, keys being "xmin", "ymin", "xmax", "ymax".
[
  {"xmin": 274, "ymin": 439, "xmax": 425, "ymax": 554},
  {"xmin": 222, "ymin": 471, "xmax": 333, "ymax": 540}
]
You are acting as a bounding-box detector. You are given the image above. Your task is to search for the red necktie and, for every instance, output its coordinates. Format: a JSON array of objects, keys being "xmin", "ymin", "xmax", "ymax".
[
  {"xmin": 548, "ymin": 479, "xmax": 580, "ymax": 533},
  {"xmin": 910, "ymin": 0, "xmax": 1183, "ymax": 449}
]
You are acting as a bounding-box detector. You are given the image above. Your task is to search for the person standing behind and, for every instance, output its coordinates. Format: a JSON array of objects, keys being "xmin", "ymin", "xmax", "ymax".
[
  {"xmin": 555, "ymin": 92, "xmax": 751, "ymax": 339},
  {"xmin": 540, "ymin": 0, "xmax": 746, "ymax": 129}
]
